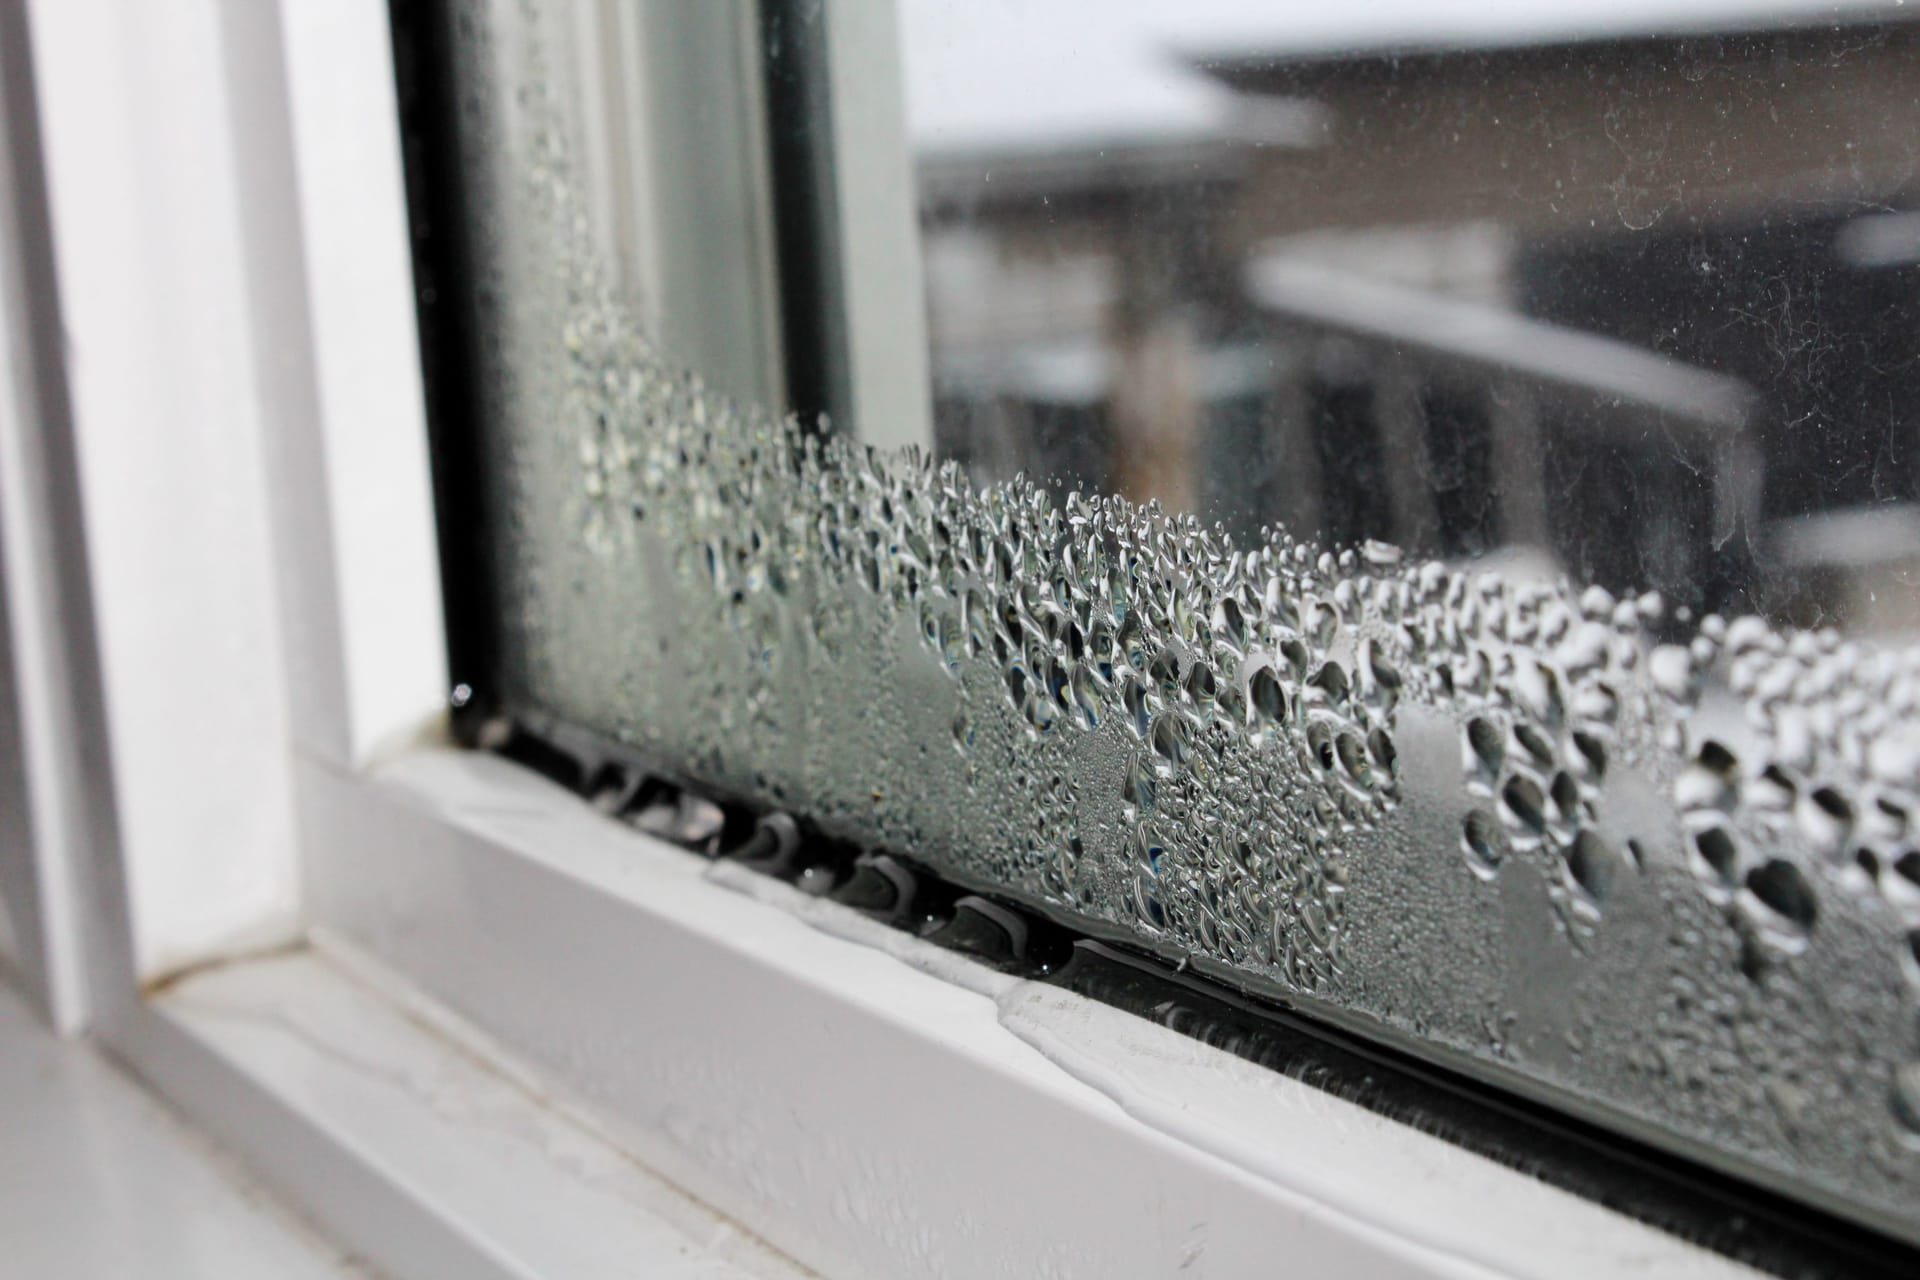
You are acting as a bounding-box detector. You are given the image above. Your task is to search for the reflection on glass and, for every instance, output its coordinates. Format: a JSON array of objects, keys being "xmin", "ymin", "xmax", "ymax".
[{"xmin": 903, "ymin": 0, "xmax": 1920, "ymax": 633}]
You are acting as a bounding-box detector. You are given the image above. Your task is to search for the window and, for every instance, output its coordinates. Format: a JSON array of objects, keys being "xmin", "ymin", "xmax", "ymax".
[
  {"xmin": 406, "ymin": 0, "xmax": 1920, "ymax": 1260},
  {"xmin": 6, "ymin": 0, "xmax": 1920, "ymax": 1275}
]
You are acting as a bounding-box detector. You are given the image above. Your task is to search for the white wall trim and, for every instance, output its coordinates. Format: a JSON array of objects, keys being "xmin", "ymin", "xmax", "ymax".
[
  {"xmin": 6, "ymin": 0, "xmax": 448, "ymax": 988},
  {"xmin": 263, "ymin": 0, "xmax": 448, "ymax": 768},
  {"xmin": 821, "ymin": 0, "xmax": 934, "ymax": 451},
  {"xmin": 22, "ymin": 0, "xmax": 302, "ymax": 980},
  {"xmin": 0, "ymin": 0, "xmax": 139, "ymax": 1031}
]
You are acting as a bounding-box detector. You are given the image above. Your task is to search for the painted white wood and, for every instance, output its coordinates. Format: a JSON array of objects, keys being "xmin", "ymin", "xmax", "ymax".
[
  {"xmin": 5, "ymin": 0, "xmax": 445, "ymax": 993},
  {"xmin": 822, "ymin": 0, "xmax": 934, "ymax": 452},
  {"xmin": 0, "ymin": 0, "xmax": 137, "ymax": 1033},
  {"xmin": 264, "ymin": 0, "xmax": 447, "ymax": 766},
  {"xmin": 0, "ymin": 977, "xmax": 366, "ymax": 1279},
  {"xmin": 0, "ymin": 37, "xmax": 69, "ymax": 1019},
  {"xmin": 22, "ymin": 0, "xmax": 301, "ymax": 981},
  {"xmin": 145, "ymin": 947, "xmax": 807, "ymax": 1280}
]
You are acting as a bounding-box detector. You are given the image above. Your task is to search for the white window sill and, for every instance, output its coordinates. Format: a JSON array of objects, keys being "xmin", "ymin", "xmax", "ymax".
[
  {"xmin": 0, "ymin": 975, "xmax": 362, "ymax": 1279},
  {"xmin": 147, "ymin": 944, "xmax": 807, "ymax": 1280},
  {"xmin": 109, "ymin": 744, "xmax": 1761, "ymax": 1280}
]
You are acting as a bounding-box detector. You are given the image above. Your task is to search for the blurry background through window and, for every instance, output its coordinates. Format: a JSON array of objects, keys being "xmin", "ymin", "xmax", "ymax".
[{"xmin": 900, "ymin": 0, "xmax": 1920, "ymax": 635}]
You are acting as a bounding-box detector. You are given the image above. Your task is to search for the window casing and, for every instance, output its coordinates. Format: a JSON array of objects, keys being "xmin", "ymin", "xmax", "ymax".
[{"xmin": 1, "ymin": 1, "xmax": 1916, "ymax": 1276}]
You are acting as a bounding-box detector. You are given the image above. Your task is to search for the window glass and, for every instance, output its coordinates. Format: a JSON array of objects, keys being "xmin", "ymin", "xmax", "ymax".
[
  {"xmin": 907, "ymin": 0, "xmax": 1920, "ymax": 628},
  {"xmin": 421, "ymin": 0, "xmax": 1920, "ymax": 1247}
]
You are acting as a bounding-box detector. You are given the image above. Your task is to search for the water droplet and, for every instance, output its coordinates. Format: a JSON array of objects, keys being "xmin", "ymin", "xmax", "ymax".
[
  {"xmin": 1799, "ymin": 787, "xmax": 1854, "ymax": 859},
  {"xmin": 1693, "ymin": 825, "xmax": 1742, "ymax": 888},
  {"xmin": 1550, "ymin": 771, "xmax": 1580, "ymax": 820},
  {"xmin": 1465, "ymin": 716, "xmax": 1505, "ymax": 779},
  {"xmin": 1744, "ymin": 859, "xmax": 1817, "ymax": 933},
  {"xmin": 1307, "ymin": 602, "xmax": 1338, "ymax": 650},
  {"xmin": 1501, "ymin": 774, "xmax": 1548, "ymax": 835},
  {"xmin": 1891, "ymin": 1062, "xmax": 1920, "ymax": 1138},
  {"xmin": 1070, "ymin": 663, "xmax": 1101, "ymax": 729},
  {"xmin": 1514, "ymin": 722, "xmax": 1557, "ymax": 768},
  {"xmin": 1566, "ymin": 830, "xmax": 1616, "ymax": 905},
  {"xmin": 1306, "ymin": 721, "xmax": 1337, "ymax": 771},
  {"xmin": 1151, "ymin": 712, "xmax": 1191, "ymax": 766},
  {"xmin": 1463, "ymin": 809, "xmax": 1506, "ymax": 879},
  {"xmin": 1185, "ymin": 662, "xmax": 1217, "ymax": 706},
  {"xmin": 1335, "ymin": 732, "xmax": 1373, "ymax": 787},
  {"xmin": 1367, "ymin": 727, "xmax": 1397, "ymax": 776},
  {"xmin": 1122, "ymin": 754, "xmax": 1159, "ymax": 814},
  {"xmin": 1249, "ymin": 665, "xmax": 1287, "ymax": 726},
  {"xmin": 1110, "ymin": 674, "xmax": 1147, "ymax": 736},
  {"xmin": 1361, "ymin": 539, "xmax": 1402, "ymax": 567},
  {"xmin": 1649, "ymin": 644, "xmax": 1698, "ymax": 705},
  {"xmin": 1513, "ymin": 660, "xmax": 1565, "ymax": 727},
  {"xmin": 1308, "ymin": 661, "xmax": 1350, "ymax": 708},
  {"xmin": 1570, "ymin": 731, "xmax": 1607, "ymax": 780}
]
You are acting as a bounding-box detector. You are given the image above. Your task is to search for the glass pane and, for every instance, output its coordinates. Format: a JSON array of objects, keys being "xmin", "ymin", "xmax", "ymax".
[
  {"xmin": 906, "ymin": 0, "xmax": 1920, "ymax": 630},
  {"xmin": 420, "ymin": 0, "xmax": 1920, "ymax": 1249}
]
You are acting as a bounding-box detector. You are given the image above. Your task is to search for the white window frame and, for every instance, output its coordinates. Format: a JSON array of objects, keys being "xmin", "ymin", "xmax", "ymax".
[{"xmin": 0, "ymin": 2, "xmax": 1765, "ymax": 1276}]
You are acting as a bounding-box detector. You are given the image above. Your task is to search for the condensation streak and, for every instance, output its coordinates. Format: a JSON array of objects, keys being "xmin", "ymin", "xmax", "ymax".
[{"xmin": 447, "ymin": 0, "xmax": 1920, "ymax": 1245}]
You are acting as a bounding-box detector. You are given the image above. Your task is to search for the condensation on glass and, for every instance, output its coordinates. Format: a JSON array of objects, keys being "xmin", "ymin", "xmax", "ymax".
[{"xmin": 438, "ymin": 0, "xmax": 1920, "ymax": 1247}]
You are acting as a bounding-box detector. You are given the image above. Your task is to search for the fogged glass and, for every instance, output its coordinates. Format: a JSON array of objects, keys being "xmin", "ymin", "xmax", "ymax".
[{"xmin": 435, "ymin": 0, "xmax": 1920, "ymax": 1248}]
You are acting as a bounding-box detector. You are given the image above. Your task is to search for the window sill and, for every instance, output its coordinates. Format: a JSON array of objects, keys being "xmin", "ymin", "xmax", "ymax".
[
  {"xmin": 119, "ymin": 743, "xmax": 1753, "ymax": 1280},
  {"xmin": 137, "ymin": 943, "xmax": 805, "ymax": 1280}
]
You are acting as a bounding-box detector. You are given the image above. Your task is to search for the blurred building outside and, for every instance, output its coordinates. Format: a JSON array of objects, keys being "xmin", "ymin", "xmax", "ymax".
[{"xmin": 905, "ymin": 1, "xmax": 1920, "ymax": 635}]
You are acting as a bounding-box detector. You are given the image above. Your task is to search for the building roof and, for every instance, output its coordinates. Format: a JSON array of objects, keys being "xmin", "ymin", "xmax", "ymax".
[{"xmin": 901, "ymin": 0, "xmax": 1909, "ymax": 159}]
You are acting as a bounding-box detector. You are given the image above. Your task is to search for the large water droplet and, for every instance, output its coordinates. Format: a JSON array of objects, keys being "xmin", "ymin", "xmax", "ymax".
[
  {"xmin": 1249, "ymin": 664, "xmax": 1288, "ymax": 727},
  {"xmin": 1566, "ymin": 830, "xmax": 1616, "ymax": 906},
  {"xmin": 1463, "ymin": 809, "xmax": 1506, "ymax": 880}
]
